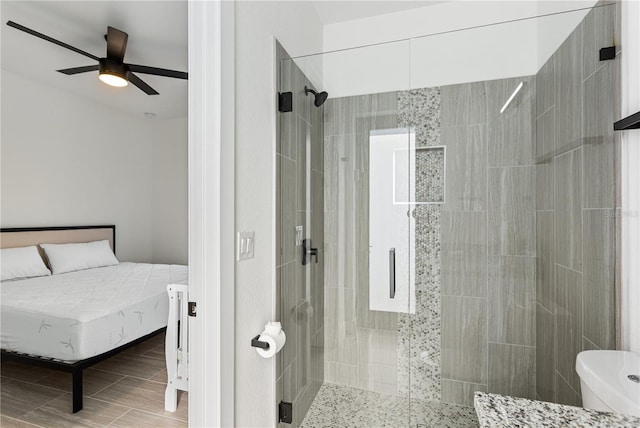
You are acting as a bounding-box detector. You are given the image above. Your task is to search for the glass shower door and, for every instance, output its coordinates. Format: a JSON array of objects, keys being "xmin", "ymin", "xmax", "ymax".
[
  {"xmin": 276, "ymin": 50, "xmax": 325, "ymax": 427},
  {"xmin": 278, "ymin": 41, "xmax": 415, "ymax": 427}
]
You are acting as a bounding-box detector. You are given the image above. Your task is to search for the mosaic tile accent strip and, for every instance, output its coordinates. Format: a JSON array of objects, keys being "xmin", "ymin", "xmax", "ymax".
[
  {"xmin": 416, "ymin": 147, "xmax": 445, "ymax": 203},
  {"xmin": 399, "ymin": 205, "xmax": 442, "ymax": 401},
  {"xmin": 398, "ymin": 88, "xmax": 441, "ymax": 148},
  {"xmin": 397, "ymin": 88, "xmax": 443, "ymax": 402},
  {"xmin": 301, "ymin": 383, "xmax": 477, "ymax": 428}
]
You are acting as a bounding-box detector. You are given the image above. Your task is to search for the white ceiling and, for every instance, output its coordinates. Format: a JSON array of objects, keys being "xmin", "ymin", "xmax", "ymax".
[
  {"xmin": 0, "ymin": 1, "xmax": 449, "ymax": 119},
  {"xmin": 311, "ymin": 1, "xmax": 451, "ymax": 24},
  {"xmin": 1, "ymin": 1, "xmax": 188, "ymax": 119}
]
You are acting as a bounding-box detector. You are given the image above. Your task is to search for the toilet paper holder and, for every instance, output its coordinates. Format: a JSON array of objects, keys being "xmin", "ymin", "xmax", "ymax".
[{"xmin": 251, "ymin": 335, "xmax": 270, "ymax": 350}]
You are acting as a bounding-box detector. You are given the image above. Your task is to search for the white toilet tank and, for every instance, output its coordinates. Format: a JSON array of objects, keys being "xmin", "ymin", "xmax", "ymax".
[{"xmin": 576, "ymin": 350, "xmax": 640, "ymax": 417}]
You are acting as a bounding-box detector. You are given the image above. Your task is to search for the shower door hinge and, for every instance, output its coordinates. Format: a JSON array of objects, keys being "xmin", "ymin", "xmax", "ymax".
[
  {"xmin": 188, "ymin": 302, "xmax": 197, "ymax": 317},
  {"xmin": 279, "ymin": 92, "xmax": 293, "ymax": 112},
  {"xmin": 279, "ymin": 401, "xmax": 293, "ymax": 424},
  {"xmin": 599, "ymin": 46, "xmax": 616, "ymax": 61}
]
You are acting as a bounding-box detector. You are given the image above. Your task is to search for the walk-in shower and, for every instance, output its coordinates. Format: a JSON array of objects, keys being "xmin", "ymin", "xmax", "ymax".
[{"xmin": 276, "ymin": 3, "xmax": 618, "ymax": 426}]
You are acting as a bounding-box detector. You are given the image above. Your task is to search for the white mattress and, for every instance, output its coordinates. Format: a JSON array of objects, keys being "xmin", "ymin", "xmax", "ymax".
[{"xmin": 1, "ymin": 262, "xmax": 188, "ymax": 361}]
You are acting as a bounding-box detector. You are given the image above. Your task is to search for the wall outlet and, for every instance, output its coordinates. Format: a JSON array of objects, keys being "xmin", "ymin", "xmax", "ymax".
[{"xmin": 237, "ymin": 231, "xmax": 255, "ymax": 261}]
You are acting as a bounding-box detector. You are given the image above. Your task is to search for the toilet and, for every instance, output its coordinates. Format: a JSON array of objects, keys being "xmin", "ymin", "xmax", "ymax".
[{"xmin": 576, "ymin": 350, "xmax": 640, "ymax": 416}]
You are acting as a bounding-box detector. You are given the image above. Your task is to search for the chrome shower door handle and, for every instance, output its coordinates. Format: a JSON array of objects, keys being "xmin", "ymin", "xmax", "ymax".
[{"xmin": 389, "ymin": 248, "xmax": 396, "ymax": 299}]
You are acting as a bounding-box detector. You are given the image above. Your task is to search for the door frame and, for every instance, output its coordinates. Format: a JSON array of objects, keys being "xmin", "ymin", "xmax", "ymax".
[
  {"xmin": 620, "ymin": 0, "xmax": 640, "ymax": 353},
  {"xmin": 188, "ymin": 0, "xmax": 235, "ymax": 426}
]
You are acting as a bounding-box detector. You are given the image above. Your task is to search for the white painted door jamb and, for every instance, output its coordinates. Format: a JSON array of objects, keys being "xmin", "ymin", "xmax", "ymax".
[{"xmin": 188, "ymin": 1, "xmax": 235, "ymax": 426}]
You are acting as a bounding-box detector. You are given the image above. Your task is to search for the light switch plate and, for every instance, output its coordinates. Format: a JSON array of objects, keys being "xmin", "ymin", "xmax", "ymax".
[
  {"xmin": 295, "ymin": 225, "xmax": 303, "ymax": 246},
  {"xmin": 237, "ymin": 231, "xmax": 255, "ymax": 261}
]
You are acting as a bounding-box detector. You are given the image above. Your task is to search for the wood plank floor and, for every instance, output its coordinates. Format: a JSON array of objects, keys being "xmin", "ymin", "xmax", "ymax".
[{"xmin": 1, "ymin": 331, "xmax": 187, "ymax": 427}]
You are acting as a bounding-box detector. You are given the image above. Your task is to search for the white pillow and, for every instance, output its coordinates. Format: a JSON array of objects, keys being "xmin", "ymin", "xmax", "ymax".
[
  {"xmin": 40, "ymin": 240, "xmax": 119, "ymax": 275},
  {"xmin": 1, "ymin": 245, "xmax": 51, "ymax": 281}
]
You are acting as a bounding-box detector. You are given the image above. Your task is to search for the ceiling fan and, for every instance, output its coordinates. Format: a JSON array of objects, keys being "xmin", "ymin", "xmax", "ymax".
[{"xmin": 6, "ymin": 21, "xmax": 187, "ymax": 95}]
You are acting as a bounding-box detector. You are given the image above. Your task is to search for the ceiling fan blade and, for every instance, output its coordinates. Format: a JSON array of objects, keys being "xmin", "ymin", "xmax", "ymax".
[
  {"xmin": 57, "ymin": 64, "xmax": 100, "ymax": 75},
  {"xmin": 127, "ymin": 64, "xmax": 188, "ymax": 80},
  {"xmin": 106, "ymin": 26, "xmax": 128, "ymax": 62},
  {"xmin": 128, "ymin": 73, "xmax": 159, "ymax": 95},
  {"xmin": 6, "ymin": 21, "xmax": 100, "ymax": 61}
]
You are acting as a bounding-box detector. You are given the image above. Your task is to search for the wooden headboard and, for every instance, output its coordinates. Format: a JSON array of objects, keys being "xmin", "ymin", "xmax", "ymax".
[{"xmin": 0, "ymin": 225, "xmax": 116, "ymax": 254}]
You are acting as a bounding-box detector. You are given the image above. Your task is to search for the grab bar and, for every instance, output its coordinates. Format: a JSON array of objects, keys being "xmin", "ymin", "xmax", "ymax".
[{"xmin": 389, "ymin": 248, "xmax": 396, "ymax": 299}]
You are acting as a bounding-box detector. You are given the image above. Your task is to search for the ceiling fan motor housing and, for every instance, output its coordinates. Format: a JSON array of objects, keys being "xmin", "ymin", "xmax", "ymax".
[{"xmin": 99, "ymin": 58, "xmax": 129, "ymax": 81}]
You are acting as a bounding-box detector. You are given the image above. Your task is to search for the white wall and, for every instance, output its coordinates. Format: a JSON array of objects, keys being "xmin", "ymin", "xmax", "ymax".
[
  {"xmin": 314, "ymin": 0, "xmax": 595, "ymax": 98},
  {"xmin": 234, "ymin": 1, "xmax": 322, "ymax": 426},
  {"xmin": 1, "ymin": 70, "xmax": 154, "ymax": 262},
  {"xmin": 151, "ymin": 117, "xmax": 188, "ymax": 265},
  {"xmin": 186, "ymin": 1, "xmax": 235, "ymax": 425},
  {"xmin": 0, "ymin": 70, "xmax": 188, "ymax": 264},
  {"xmin": 321, "ymin": 1, "xmax": 535, "ymax": 97},
  {"xmin": 323, "ymin": 1, "xmax": 536, "ymax": 53}
]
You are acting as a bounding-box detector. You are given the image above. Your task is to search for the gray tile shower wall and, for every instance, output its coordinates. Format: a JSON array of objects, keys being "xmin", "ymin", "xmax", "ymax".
[
  {"xmin": 323, "ymin": 91, "xmax": 401, "ymax": 396},
  {"xmin": 276, "ymin": 46, "xmax": 324, "ymax": 427},
  {"xmin": 440, "ymin": 75, "xmax": 536, "ymax": 406},
  {"xmin": 534, "ymin": 4, "xmax": 616, "ymax": 406},
  {"xmin": 323, "ymin": 76, "xmax": 537, "ymax": 408}
]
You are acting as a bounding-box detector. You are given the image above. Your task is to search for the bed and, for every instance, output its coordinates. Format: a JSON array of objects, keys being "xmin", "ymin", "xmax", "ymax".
[{"xmin": 0, "ymin": 225, "xmax": 188, "ymax": 413}]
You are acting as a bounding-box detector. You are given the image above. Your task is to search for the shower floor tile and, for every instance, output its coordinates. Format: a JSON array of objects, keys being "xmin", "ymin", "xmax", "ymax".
[{"xmin": 301, "ymin": 383, "xmax": 478, "ymax": 428}]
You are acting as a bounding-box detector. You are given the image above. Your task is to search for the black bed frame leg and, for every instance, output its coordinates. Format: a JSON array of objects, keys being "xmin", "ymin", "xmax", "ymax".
[
  {"xmin": 72, "ymin": 368, "xmax": 83, "ymax": 413},
  {"xmin": 1, "ymin": 328, "xmax": 165, "ymax": 415}
]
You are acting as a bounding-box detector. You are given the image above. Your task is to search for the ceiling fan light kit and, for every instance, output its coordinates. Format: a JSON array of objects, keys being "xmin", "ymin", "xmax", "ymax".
[
  {"xmin": 99, "ymin": 72, "xmax": 128, "ymax": 87},
  {"xmin": 98, "ymin": 59, "xmax": 128, "ymax": 87},
  {"xmin": 6, "ymin": 20, "xmax": 187, "ymax": 95}
]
